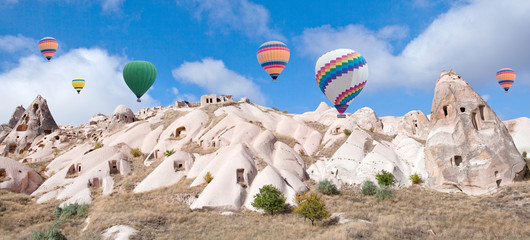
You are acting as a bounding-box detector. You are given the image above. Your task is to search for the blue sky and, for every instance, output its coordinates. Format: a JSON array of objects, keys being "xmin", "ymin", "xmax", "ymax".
[{"xmin": 0, "ymin": 0, "xmax": 529, "ymax": 125}]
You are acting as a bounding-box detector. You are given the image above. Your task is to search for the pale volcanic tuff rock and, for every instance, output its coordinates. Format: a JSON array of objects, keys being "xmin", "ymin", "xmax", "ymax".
[
  {"xmin": 424, "ymin": 70, "xmax": 527, "ymax": 195},
  {"xmin": 0, "ymin": 157, "xmax": 44, "ymax": 194},
  {"xmin": 8, "ymin": 105, "xmax": 25, "ymax": 128},
  {"xmin": 106, "ymin": 105, "xmax": 136, "ymax": 132},
  {"xmin": 2, "ymin": 95, "xmax": 59, "ymax": 156}
]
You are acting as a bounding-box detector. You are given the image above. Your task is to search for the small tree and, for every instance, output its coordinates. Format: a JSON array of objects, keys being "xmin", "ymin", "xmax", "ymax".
[
  {"xmin": 294, "ymin": 192, "xmax": 331, "ymax": 225},
  {"xmin": 251, "ymin": 185, "xmax": 286, "ymax": 215},
  {"xmin": 409, "ymin": 173, "xmax": 422, "ymax": 184},
  {"xmin": 315, "ymin": 179, "xmax": 339, "ymax": 195},
  {"xmin": 376, "ymin": 170, "xmax": 394, "ymax": 186}
]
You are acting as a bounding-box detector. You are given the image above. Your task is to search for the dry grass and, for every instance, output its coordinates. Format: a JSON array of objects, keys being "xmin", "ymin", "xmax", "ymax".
[
  {"xmin": 305, "ymin": 121, "xmax": 329, "ymax": 135},
  {"xmin": 1, "ymin": 179, "xmax": 529, "ymax": 239},
  {"xmin": 149, "ymin": 109, "xmax": 184, "ymax": 130},
  {"xmin": 315, "ymin": 135, "xmax": 348, "ymax": 159},
  {"xmin": 274, "ymin": 133, "xmax": 298, "ymax": 149},
  {"xmin": 181, "ymin": 141, "xmax": 218, "ymax": 155}
]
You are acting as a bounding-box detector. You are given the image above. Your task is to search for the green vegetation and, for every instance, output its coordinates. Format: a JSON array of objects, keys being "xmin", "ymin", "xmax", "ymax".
[
  {"xmin": 343, "ymin": 129, "xmax": 352, "ymax": 136},
  {"xmin": 294, "ymin": 192, "xmax": 331, "ymax": 226},
  {"xmin": 251, "ymin": 184, "xmax": 286, "ymax": 215},
  {"xmin": 130, "ymin": 148, "xmax": 142, "ymax": 157},
  {"xmin": 315, "ymin": 180, "xmax": 339, "ymax": 195},
  {"xmin": 53, "ymin": 203, "xmax": 88, "ymax": 220},
  {"xmin": 376, "ymin": 185, "xmax": 394, "ymax": 200},
  {"xmin": 272, "ymin": 107, "xmax": 280, "ymax": 111},
  {"xmin": 523, "ymin": 151, "xmax": 527, "ymax": 159},
  {"xmin": 204, "ymin": 172, "xmax": 213, "ymax": 184},
  {"xmin": 164, "ymin": 149, "xmax": 176, "ymax": 157},
  {"xmin": 360, "ymin": 180, "xmax": 377, "ymax": 196},
  {"xmin": 93, "ymin": 142, "xmax": 104, "ymax": 150},
  {"xmin": 31, "ymin": 228, "xmax": 67, "ymax": 240},
  {"xmin": 409, "ymin": 173, "xmax": 422, "ymax": 184},
  {"xmin": 376, "ymin": 170, "xmax": 394, "ymax": 186}
]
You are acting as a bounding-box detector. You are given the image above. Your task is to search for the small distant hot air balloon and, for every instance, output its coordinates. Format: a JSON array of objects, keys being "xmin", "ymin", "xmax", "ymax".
[
  {"xmin": 257, "ymin": 41, "xmax": 290, "ymax": 82},
  {"xmin": 38, "ymin": 37, "xmax": 58, "ymax": 62},
  {"xmin": 72, "ymin": 78, "xmax": 85, "ymax": 94},
  {"xmin": 496, "ymin": 68, "xmax": 515, "ymax": 93},
  {"xmin": 315, "ymin": 49, "xmax": 368, "ymax": 118},
  {"xmin": 123, "ymin": 61, "xmax": 157, "ymax": 102}
]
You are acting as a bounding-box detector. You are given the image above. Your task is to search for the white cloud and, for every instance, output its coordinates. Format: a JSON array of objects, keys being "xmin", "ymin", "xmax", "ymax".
[
  {"xmin": 179, "ymin": 0, "xmax": 285, "ymax": 41},
  {"xmin": 296, "ymin": 0, "xmax": 530, "ymax": 91},
  {"xmin": 171, "ymin": 87, "xmax": 198, "ymax": 102},
  {"xmin": 0, "ymin": 34, "xmax": 35, "ymax": 55},
  {"xmin": 0, "ymin": 48, "xmax": 157, "ymax": 126},
  {"xmin": 172, "ymin": 58, "xmax": 266, "ymax": 104},
  {"xmin": 100, "ymin": 0, "xmax": 125, "ymax": 13}
]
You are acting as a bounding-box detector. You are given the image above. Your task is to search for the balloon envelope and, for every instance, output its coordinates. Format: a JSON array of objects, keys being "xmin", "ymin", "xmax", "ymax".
[
  {"xmin": 496, "ymin": 68, "xmax": 515, "ymax": 93},
  {"xmin": 38, "ymin": 37, "xmax": 58, "ymax": 61},
  {"xmin": 72, "ymin": 78, "xmax": 85, "ymax": 94},
  {"xmin": 122, "ymin": 61, "xmax": 157, "ymax": 102},
  {"xmin": 315, "ymin": 49, "xmax": 368, "ymax": 118},
  {"xmin": 257, "ymin": 41, "xmax": 290, "ymax": 82}
]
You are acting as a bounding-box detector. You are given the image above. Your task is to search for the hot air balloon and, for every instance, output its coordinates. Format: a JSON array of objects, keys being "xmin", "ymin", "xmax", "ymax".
[
  {"xmin": 315, "ymin": 49, "xmax": 368, "ymax": 118},
  {"xmin": 496, "ymin": 68, "xmax": 515, "ymax": 93},
  {"xmin": 257, "ymin": 41, "xmax": 290, "ymax": 82},
  {"xmin": 123, "ymin": 61, "xmax": 157, "ymax": 102},
  {"xmin": 72, "ymin": 78, "xmax": 85, "ymax": 94},
  {"xmin": 38, "ymin": 37, "xmax": 58, "ymax": 62}
]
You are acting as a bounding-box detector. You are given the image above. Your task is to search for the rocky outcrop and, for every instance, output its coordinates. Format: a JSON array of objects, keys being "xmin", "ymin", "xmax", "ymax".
[
  {"xmin": 351, "ymin": 107, "xmax": 383, "ymax": 133},
  {"xmin": 8, "ymin": 105, "xmax": 25, "ymax": 128},
  {"xmin": 2, "ymin": 95, "xmax": 59, "ymax": 156},
  {"xmin": 0, "ymin": 157, "xmax": 44, "ymax": 194},
  {"xmin": 106, "ymin": 105, "xmax": 136, "ymax": 132},
  {"xmin": 424, "ymin": 70, "xmax": 527, "ymax": 195}
]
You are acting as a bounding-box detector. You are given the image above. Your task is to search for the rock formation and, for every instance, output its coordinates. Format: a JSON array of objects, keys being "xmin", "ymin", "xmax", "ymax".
[
  {"xmin": 8, "ymin": 105, "xmax": 25, "ymax": 128},
  {"xmin": 106, "ymin": 105, "xmax": 136, "ymax": 132},
  {"xmin": 0, "ymin": 157, "xmax": 44, "ymax": 194},
  {"xmin": 2, "ymin": 95, "xmax": 59, "ymax": 156},
  {"xmin": 424, "ymin": 70, "xmax": 527, "ymax": 194}
]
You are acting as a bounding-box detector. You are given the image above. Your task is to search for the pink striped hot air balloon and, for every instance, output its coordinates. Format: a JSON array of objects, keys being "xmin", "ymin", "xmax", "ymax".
[
  {"xmin": 38, "ymin": 37, "xmax": 58, "ymax": 62},
  {"xmin": 496, "ymin": 68, "xmax": 515, "ymax": 93},
  {"xmin": 257, "ymin": 41, "xmax": 290, "ymax": 83}
]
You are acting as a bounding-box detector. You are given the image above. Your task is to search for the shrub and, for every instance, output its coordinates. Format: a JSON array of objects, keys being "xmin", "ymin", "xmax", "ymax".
[
  {"xmin": 343, "ymin": 129, "xmax": 352, "ymax": 136},
  {"xmin": 272, "ymin": 107, "xmax": 280, "ymax": 111},
  {"xmin": 165, "ymin": 149, "xmax": 176, "ymax": 157},
  {"xmin": 294, "ymin": 192, "xmax": 331, "ymax": 225},
  {"xmin": 39, "ymin": 164, "xmax": 47, "ymax": 172},
  {"xmin": 298, "ymin": 149, "xmax": 305, "ymax": 156},
  {"xmin": 376, "ymin": 185, "xmax": 393, "ymax": 200},
  {"xmin": 130, "ymin": 148, "xmax": 142, "ymax": 157},
  {"xmin": 282, "ymin": 110, "xmax": 288, "ymax": 114},
  {"xmin": 251, "ymin": 184, "xmax": 286, "ymax": 215},
  {"xmin": 523, "ymin": 151, "xmax": 527, "ymax": 159},
  {"xmin": 376, "ymin": 170, "xmax": 394, "ymax": 186},
  {"xmin": 360, "ymin": 180, "xmax": 377, "ymax": 196},
  {"xmin": 53, "ymin": 203, "xmax": 89, "ymax": 220},
  {"xmin": 409, "ymin": 173, "xmax": 422, "ymax": 184},
  {"xmin": 369, "ymin": 127, "xmax": 374, "ymax": 132},
  {"xmin": 315, "ymin": 180, "xmax": 339, "ymax": 195},
  {"xmin": 31, "ymin": 228, "xmax": 67, "ymax": 240},
  {"xmin": 93, "ymin": 142, "xmax": 104, "ymax": 150},
  {"xmin": 204, "ymin": 172, "xmax": 213, "ymax": 184}
]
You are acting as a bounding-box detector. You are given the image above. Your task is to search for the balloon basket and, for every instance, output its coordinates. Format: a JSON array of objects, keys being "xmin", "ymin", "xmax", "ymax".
[
  {"xmin": 272, "ymin": 80, "xmax": 277, "ymax": 83},
  {"xmin": 137, "ymin": 99, "xmax": 141, "ymax": 102},
  {"xmin": 337, "ymin": 113, "xmax": 346, "ymax": 118}
]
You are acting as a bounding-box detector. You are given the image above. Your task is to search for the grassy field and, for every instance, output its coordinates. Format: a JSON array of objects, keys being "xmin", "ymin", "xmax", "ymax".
[{"xmin": 0, "ymin": 177, "xmax": 529, "ymax": 240}]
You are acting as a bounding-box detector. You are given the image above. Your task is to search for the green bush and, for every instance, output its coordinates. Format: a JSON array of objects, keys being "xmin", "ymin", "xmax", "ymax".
[
  {"xmin": 165, "ymin": 149, "xmax": 176, "ymax": 157},
  {"xmin": 409, "ymin": 173, "xmax": 422, "ymax": 184},
  {"xmin": 204, "ymin": 172, "xmax": 213, "ymax": 184},
  {"xmin": 360, "ymin": 180, "xmax": 377, "ymax": 196},
  {"xmin": 93, "ymin": 142, "xmax": 104, "ymax": 150},
  {"xmin": 376, "ymin": 185, "xmax": 393, "ymax": 200},
  {"xmin": 272, "ymin": 107, "xmax": 280, "ymax": 111},
  {"xmin": 376, "ymin": 170, "xmax": 394, "ymax": 186},
  {"xmin": 130, "ymin": 148, "xmax": 142, "ymax": 157},
  {"xmin": 343, "ymin": 129, "xmax": 352, "ymax": 136},
  {"xmin": 523, "ymin": 151, "xmax": 527, "ymax": 159},
  {"xmin": 53, "ymin": 203, "xmax": 89, "ymax": 220},
  {"xmin": 31, "ymin": 228, "xmax": 67, "ymax": 240},
  {"xmin": 294, "ymin": 192, "xmax": 331, "ymax": 225},
  {"xmin": 251, "ymin": 184, "xmax": 286, "ymax": 215},
  {"xmin": 315, "ymin": 179, "xmax": 339, "ymax": 195}
]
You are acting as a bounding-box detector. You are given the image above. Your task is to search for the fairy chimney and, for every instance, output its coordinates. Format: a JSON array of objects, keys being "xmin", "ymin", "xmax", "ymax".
[
  {"xmin": 424, "ymin": 70, "xmax": 527, "ymax": 195},
  {"xmin": 8, "ymin": 105, "xmax": 25, "ymax": 128},
  {"xmin": 106, "ymin": 105, "xmax": 136, "ymax": 132},
  {"xmin": 2, "ymin": 95, "xmax": 59, "ymax": 156}
]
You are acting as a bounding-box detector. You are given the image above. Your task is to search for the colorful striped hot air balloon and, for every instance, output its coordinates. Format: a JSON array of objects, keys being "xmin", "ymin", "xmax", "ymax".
[
  {"xmin": 72, "ymin": 78, "xmax": 85, "ymax": 94},
  {"xmin": 123, "ymin": 61, "xmax": 157, "ymax": 102},
  {"xmin": 315, "ymin": 49, "xmax": 368, "ymax": 118},
  {"xmin": 496, "ymin": 68, "xmax": 515, "ymax": 93},
  {"xmin": 38, "ymin": 37, "xmax": 58, "ymax": 62},
  {"xmin": 257, "ymin": 41, "xmax": 290, "ymax": 82}
]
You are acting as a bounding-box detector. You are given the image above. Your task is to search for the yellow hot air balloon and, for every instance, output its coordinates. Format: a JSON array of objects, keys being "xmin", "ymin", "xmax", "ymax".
[
  {"xmin": 257, "ymin": 41, "xmax": 290, "ymax": 82},
  {"xmin": 72, "ymin": 78, "xmax": 85, "ymax": 94}
]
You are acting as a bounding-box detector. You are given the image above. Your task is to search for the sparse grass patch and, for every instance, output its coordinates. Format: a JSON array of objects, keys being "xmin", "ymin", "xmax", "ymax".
[
  {"xmin": 376, "ymin": 185, "xmax": 394, "ymax": 200},
  {"xmin": 130, "ymin": 148, "xmax": 142, "ymax": 157},
  {"xmin": 31, "ymin": 228, "xmax": 67, "ymax": 240},
  {"xmin": 315, "ymin": 179, "xmax": 339, "ymax": 195},
  {"xmin": 376, "ymin": 170, "xmax": 394, "ymax": 186},
  {"xmin": 53, "ymin": 203, "xmax": 89, "ymax": 220},
  {"xmin": 93, "ymin": 142, "xmax": 103, "ymax": 150},
  {"xmin": 164, "ymin": 149, "xmax": 176, "ymax": 157}
]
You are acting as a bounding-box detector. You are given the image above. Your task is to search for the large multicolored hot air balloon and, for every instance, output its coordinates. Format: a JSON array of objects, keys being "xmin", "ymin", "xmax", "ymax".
[
  {"xmin": 38, "ymin": 37, "xmax": 58, "ymax": 62},
  {"xmin": 315, "ymin": 49, "xmax": 368, "ymax": 118},
  {"xmin": 257, "ymin": 41, "xmax": 290, "ymax": 82},
  {"xmin": 496, "ymin": 68, "xmax": 515, "ymax": 93},
  {"xmin": 72, "ymin": 78, "xmax": 85, "ymax": 94},
  {"xmin": 123, "ymin": 61, "xmax": 157, "ymax": 102}
]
